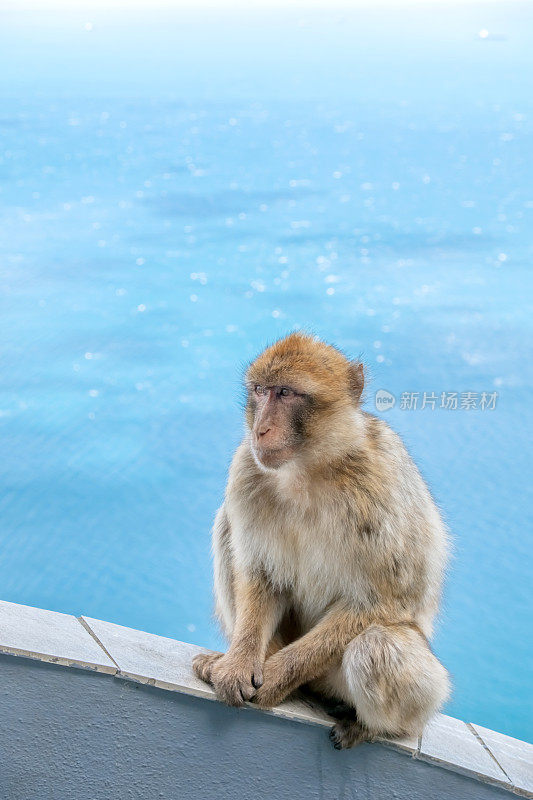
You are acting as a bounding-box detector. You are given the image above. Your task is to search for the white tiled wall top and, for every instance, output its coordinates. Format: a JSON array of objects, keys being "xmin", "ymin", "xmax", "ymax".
[
  {"xmin": 0, "ymin": 600, "xmax": 116, "ymax": 674},
  {"xmin": 419, "ymin": 712, "xmax": 511, "ymax": 786},
  {"xmin": 472, "ymin": 724, "xmax": 533, "ymax": 797},
  {"xmin": 0, "ymin": 600, "xmax": 531, "ymax": 797}
]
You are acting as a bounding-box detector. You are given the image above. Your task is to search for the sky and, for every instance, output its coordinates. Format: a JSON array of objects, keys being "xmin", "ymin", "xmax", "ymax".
[{"xmin": 0, "ymin": 0, "xmax": 524, "ymax": 8}]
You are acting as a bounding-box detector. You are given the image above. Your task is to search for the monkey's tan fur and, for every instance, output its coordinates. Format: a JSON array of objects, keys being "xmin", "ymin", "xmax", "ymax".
[{"xmin": 193, "ymin": 333, "xmax": 450, "ymax": 748}]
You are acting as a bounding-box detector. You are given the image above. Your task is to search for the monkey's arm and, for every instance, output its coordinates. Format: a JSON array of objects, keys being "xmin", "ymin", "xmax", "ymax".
[
  {"xmin": 253, "ymin": 602, "xmax": 365, "ymax": 708},
  {"xmin": 194, "ymin": 572, "xmax": 284, "ymax": 706}
]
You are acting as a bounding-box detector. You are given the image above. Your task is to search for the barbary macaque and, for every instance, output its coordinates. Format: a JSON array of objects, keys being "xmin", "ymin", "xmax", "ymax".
[{"xmin": 193, "ymin": 333, "xmax": 450, "ymax": 748}]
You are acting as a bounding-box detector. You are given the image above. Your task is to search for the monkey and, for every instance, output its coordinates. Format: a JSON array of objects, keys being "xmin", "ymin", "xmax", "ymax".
[{"xmin": 193, "ymin": 332, "xmax": 450, "ymax": 748}]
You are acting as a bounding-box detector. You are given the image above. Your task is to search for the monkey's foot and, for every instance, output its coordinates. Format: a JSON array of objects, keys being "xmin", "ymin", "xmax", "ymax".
[
  {"xmin": 192, "ymin": 651, "xmax": 223, "ymax": 685},
  {"xmin": 329, "ymin": 719, "xmax": 370, "ymax": 750}
]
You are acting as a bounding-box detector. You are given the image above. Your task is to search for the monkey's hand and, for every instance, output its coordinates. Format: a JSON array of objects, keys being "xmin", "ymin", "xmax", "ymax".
[
  {"xmin": 192, "ymin": 651, "xmax": 223, "ymax": 685},
  {"xmin": 208, "ymin": 652, "xmax": 264, "ymax": 706},
  {"xmin": 252, "ymin": 652, "xmax": 292, "ymax": 709}
]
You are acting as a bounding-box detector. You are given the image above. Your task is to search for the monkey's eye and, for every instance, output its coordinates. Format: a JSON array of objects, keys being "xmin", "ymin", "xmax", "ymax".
[
  {"xmin": 279, "ymin": 387, "xmax": 293, "ymax": 397},
  {"xmin": 254, "ymin": 385, "xmax": 264, "ymax": 395}
]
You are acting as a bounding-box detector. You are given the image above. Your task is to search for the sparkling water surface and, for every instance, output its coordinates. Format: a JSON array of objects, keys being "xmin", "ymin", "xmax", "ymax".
[{"xmin": 0, "ymin": 2, "xmax": 531, "ymax": 740}]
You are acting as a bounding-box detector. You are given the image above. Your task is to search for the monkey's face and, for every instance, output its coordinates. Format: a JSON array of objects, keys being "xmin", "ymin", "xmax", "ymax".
[
  {"xmin": 248, "ymin": 384, "xmax": 310, "ymax": 470},
  {"xmin": 245, "ymin": 332, "xmax": 365, "ymax": 470}
]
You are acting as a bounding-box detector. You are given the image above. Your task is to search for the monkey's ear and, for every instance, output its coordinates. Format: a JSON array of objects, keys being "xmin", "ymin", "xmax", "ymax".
[{"xmin": 348, "ymin": 361, "xmax": 364, "ymax": 404}]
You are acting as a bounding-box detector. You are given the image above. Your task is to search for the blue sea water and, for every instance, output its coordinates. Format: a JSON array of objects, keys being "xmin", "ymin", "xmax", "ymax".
[{"xmin": 0, "ymin": 2, "xmax": 532, "ymax": 740}]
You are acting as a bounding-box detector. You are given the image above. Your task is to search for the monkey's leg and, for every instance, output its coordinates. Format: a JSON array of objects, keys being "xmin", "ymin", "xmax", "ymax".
[
  {"xmin": 192, "ymin": 615, "xmax": 286, "ymax": 688},
  {"xmin": 330, "ymin": 622, "xmax": 450, "ymax": 747},
  {"xmin": 300, "ymin": 676, "xmax": 358, "ymax": 723},
  {"xmin": 302, "ymin": 675, "xmax": 371, "ymax": 749},
  {"xmin": 198, "ymin": 572, "xmax": 285, "ymax": 707},
  {"xmin": 264, "ymin": 632, "xmax": 287, "ymax": 658},
  {"xmin": 252, "ymin": 602, "xmax": 363, "ymax": 709}
]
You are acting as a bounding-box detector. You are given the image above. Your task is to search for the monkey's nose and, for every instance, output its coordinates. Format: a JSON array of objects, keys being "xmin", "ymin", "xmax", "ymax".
[{"xmin": 258, "ymin": 427, "xmax": 271, "ymax": 437}]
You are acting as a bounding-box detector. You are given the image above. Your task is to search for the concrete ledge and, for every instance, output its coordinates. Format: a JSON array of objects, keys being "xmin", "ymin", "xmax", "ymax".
[
  {"xmin": 0, "ymin": 600, "xmax": 116, "ymax": 673},
  {"xmin": 1, "ymin": 599, "xmax": 531, "ymax": 799}
]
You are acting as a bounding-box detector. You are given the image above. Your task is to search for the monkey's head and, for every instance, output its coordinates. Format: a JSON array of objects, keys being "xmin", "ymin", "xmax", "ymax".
[{"xmin": 245, "ymin": 333, "xmax": 364, "ymax": 471}]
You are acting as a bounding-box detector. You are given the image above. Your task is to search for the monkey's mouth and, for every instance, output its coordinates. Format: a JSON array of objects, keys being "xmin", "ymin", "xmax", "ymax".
[{"xmin": 251, "ymin": 441, "xmax": 295, "ymax": 470}]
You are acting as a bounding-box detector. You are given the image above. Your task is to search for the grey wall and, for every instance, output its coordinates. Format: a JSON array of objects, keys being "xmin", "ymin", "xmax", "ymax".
[{"xmin": 0, "ymin": 654, "xmax": 511, "ymax": 800}]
